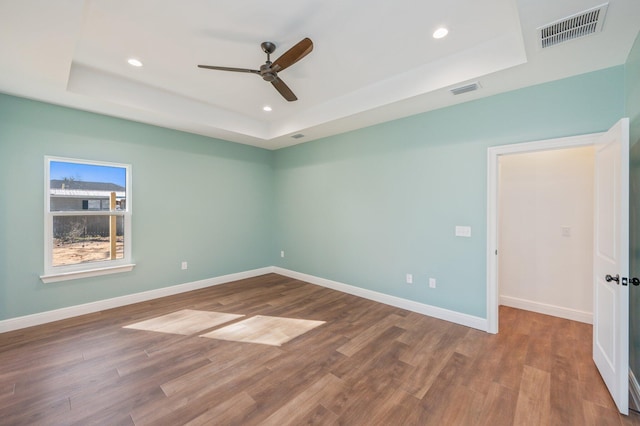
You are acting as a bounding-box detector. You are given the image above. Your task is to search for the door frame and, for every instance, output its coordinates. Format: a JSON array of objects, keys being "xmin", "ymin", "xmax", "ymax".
[{"xmin": 486, "ymin": 132, "xmax": 602, "ymax": 333}]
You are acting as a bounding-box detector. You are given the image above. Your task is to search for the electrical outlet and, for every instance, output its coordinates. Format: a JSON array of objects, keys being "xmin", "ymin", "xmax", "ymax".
[
  {"xmin": 406, "ymin": 273, "xmax": 413, "ymax": 284},
  {"xmin": 181, "ymin": 261, "xmax": 188, "ymax": 270},
  {"xmin": 429, "ymin": 278, "xmax": 436, "ymax": 288},
  {"xmin": 280, "ymin": 250, "xmax": 285, "ymax": 258}
]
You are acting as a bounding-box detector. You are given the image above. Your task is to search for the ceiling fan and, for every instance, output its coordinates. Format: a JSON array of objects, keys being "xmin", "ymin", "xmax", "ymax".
[{"xmin": 197, "ymin": 38, "xmax": 313, "ymax": 102}]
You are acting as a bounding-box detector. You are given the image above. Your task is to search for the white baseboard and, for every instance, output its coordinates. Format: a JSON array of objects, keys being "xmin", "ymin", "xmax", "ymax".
[
  {"xmin": 0, "ymin": 267, "xmax": 273, "ymax": 333},
  {"xmin": 630, "ymin": 369, "xmax": 640, "ymax": 412},
  {"xmin": 499, "ymin": 295, "xmax": 592, "ymax": 324},
  {"xmin": 1, "ymin": 266, "xmax": 488, "ymax": 334},
  {"xmin": 273, "ymin": 267, "xmax": 488, "ymax": 331}
]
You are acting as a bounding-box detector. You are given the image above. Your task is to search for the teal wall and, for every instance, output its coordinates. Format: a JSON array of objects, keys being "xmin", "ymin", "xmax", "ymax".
[
  {"xmin": 273, "ymin": 66, "xmax": 624, "ymax": 318},
  {"xmin": 0, "ymin": 64, "xmax": 628, "ymax": 323},
  {"xmin": 0, "ymin": 95, "xmax": 275, "ymax": 320},
  {"xmin": 626, "ymin": 31, "xmax": 640, "ymax": 382}
]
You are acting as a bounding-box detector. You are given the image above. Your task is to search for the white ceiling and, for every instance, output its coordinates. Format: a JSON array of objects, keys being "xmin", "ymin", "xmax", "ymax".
[{"xmin": 1, "ymin": 0, "xmax": 639, "ymax": 149}]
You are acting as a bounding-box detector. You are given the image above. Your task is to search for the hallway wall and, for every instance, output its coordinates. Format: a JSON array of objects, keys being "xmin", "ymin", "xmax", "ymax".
[{"xmin": 498, "ymin": 146, "xmax": 595, "ymax": 322}]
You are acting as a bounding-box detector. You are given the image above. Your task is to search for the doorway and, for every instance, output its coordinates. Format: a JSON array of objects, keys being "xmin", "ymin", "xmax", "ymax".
[
  {"xmin": 486, "ymin": 133, "xmax": 600, "ymax": 333},
  {"xmin": 497, "ymin": 145, "xmax": 595, "ymax": 324},
  {"xmin": 487, "ymin": 120, "xmax": 630, "ymax": 414}
]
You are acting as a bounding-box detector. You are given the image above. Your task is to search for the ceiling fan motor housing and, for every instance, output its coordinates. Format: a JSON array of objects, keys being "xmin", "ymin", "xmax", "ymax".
[{"xmin": 259, "ymin": 63, "xmax": 277, "ymax": 82}]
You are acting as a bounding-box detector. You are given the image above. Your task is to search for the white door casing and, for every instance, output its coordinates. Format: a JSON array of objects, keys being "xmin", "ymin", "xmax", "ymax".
[{"xmin": 593, "ymin": 118, "xmax": 629, "ymax": 415}]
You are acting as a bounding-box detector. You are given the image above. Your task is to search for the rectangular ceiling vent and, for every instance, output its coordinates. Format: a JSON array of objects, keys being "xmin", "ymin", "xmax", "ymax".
[
  {"xmin": 450, "ymin": 82, "xmax": 480, "ymax": 96},
  {"xmin": 291, "ymin": 133, "xmax": 305, "ymax": 139},
  {"xmin": 537, "ymin": 3, "xmax": 608, "ymax": 49}
]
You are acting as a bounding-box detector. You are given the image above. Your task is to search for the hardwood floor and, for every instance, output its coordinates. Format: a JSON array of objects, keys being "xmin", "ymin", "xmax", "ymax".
[{"xmin": 1, "ymin": 273, "xmax": 639, "ymax": 425}]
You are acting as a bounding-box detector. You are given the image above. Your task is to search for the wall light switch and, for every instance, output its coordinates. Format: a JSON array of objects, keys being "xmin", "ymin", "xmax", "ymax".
[
  {"xmin": 455, "ymin": 226, "xmax": 471, "ymax": 237},
  {"xmin": 181, "ymin": 261, "xmax": 188, "ymax": 270},
  {"xmin": 406, "ymin": 273, "xmax": 413, "ymax": 284},
  {"xmin": 429, "ymin": 278, "xmax": 436, "ymax": 288},
  {"xmin": 561, "ymin": 226, "xmax": 571, "ymax": 237}
]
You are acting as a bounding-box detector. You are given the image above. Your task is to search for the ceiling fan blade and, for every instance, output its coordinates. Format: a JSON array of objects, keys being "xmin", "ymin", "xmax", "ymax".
[
  {"xmin": 197, "ymin": 65, "xmax": 260, "ymax": 74},
  {"xmin": 271, "ymin": 77, "xmax": 297, "ymax": 102},
  {"xmin": 271, "ymin": 38, "xmax": 313, "ymax": 73}
]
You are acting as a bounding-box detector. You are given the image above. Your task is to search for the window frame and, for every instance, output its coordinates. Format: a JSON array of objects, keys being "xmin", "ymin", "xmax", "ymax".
[{"xmin": 41, "ymin": 156, "xmax": 134, "ymax": 283}]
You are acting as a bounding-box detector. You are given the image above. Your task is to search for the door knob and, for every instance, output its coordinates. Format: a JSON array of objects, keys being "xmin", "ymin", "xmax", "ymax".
[
  {"xmin": 606, "ymin": 274, "xmax": 620, "ymax": 283},
  {"xmin": 631, "ymin": 277, "xmax": 640, "ymax": 286}
]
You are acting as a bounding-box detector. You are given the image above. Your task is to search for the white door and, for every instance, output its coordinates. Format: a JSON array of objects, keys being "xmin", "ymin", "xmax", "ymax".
[{"xmin": 593, "ymin": 118, "xmax": 630, "ymax": 415}]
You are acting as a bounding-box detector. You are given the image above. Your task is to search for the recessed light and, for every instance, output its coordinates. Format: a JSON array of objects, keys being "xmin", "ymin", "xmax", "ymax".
[
  {"xmin": 433, "ymin": 27, "xmax": 449, "ymax": 39},
  {"xmin": 127, "ymin": 58, "xmax": 143, "ymax": 67},
  {"xmin": 263, "ymin": 105, "xmax": 272, "ymax": 112}
]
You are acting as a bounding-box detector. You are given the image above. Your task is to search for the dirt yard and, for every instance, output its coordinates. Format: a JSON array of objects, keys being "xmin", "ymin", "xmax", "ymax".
[{"xmin": 53, "ymin": 238, "xmax": 124, "ymax": 266}]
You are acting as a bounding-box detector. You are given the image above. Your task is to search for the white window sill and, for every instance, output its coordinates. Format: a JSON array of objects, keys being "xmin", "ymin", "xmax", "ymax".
[{"xmin": 40, "ymin": 264, "xmax": 136, "ymax": 284}]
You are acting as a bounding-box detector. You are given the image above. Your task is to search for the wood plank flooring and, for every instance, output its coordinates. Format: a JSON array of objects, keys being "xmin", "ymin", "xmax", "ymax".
[{"xmin": 1, "ymin": 273, "xmax": 639, "ymax": 425}]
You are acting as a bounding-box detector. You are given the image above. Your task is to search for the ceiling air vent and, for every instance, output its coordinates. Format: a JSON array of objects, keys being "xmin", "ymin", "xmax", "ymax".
[
  {"xmin": 291, "ymin": 133, "xmax": 305, "ymax": 139},
  {"xmin": 537, "ymin": 3, "xmax": 608, "ymax": 49},
  {"xmin": 450, "ymin": 82, "xmax": 480, "ymax": 96}
]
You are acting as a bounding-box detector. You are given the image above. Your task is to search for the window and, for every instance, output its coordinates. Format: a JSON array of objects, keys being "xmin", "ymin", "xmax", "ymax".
[{"xmin": 41, "ymin": 157, "xmax": 134, "ymax": 283}]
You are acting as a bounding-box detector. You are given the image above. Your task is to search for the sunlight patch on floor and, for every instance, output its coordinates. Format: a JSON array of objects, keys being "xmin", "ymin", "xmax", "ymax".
[
  {"xmin": 123, "ymin": 309, "xmax": 244, "ymax": 335},
  {"xmin": 200, "ymin": 315, "xmax": 326, "ymax": 346}
]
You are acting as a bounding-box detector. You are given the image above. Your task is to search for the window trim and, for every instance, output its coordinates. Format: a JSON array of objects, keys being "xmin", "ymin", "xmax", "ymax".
[{"xmin": 41, "ymin": 156, "xmax": 134, "ymax": 283}]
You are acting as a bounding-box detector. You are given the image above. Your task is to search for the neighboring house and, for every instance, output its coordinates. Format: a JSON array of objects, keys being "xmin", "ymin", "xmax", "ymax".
[
  {"xmin": 49, "ymin": 179, "xmax": 126, "ymax": 238},
  {"xmin": 50, "ymin": 179, "xmax": 126, "ymax": 211}
]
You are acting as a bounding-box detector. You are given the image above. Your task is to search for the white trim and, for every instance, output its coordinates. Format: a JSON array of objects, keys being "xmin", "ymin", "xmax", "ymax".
[
  {"xmin": 629, "ymin": 368, "xmax": 640, "ymax": 412},
  {"xmin": 499, "ymin": 295, "xmax": 592, "ymax": 324},
  {"xmin": 40, "ymin": 263, "xmax": 136, "ymax": 283},
  {"xmin": 50, "ymin": 210, "xmax": 126, "ymax": 217},
  {"xmin": 3, "ymin": 266, "xmax": 488, "ymax": 333},
  {"xmin": 273, "ymin": 267, "xmax": 487, "ymax": 331},
  {"xmin": 1, "ymin": 267, "xmax": 272, "ymax": 333},
  {"xmin": 486, "ymin": 133, "xmax": 601, "ymax": 334}
]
